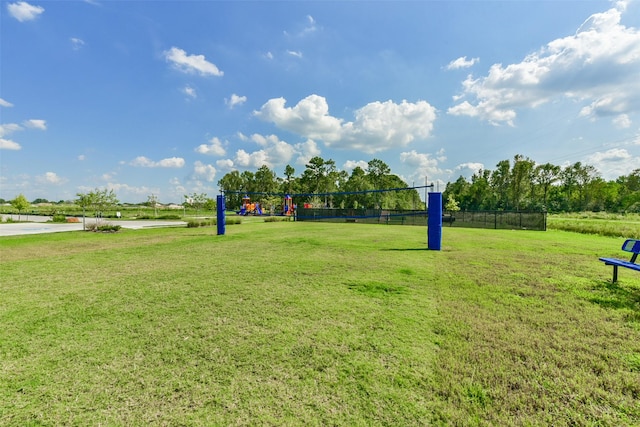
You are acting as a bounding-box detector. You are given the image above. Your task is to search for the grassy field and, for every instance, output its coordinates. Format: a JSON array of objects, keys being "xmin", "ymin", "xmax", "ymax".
[
  {"xmin": 547, "ymin": 212, "xmax": 640, "ymax": 239},
  {"xmin": 1, "ymin": 222, "xmax": 639, "ymax": 425}
]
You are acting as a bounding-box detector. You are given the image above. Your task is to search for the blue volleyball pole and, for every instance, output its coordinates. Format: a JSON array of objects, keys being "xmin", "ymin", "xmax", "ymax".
[
  {"xmin": 427, "ymin": 192, "xmax": 442, "ymax": 250},
  {"xmin": 216, "ymin": 194, "xmax": 226, "ymax": 235}
]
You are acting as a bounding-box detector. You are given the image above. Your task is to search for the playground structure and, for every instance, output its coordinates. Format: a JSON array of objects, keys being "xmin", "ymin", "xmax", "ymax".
[
  {"xmin": 283, "ymin": 195, "xmax": 296, "ymax": 216},
  {"xmin": 238, "ymin": 196, "xmax": 263, "ymax": 216}
]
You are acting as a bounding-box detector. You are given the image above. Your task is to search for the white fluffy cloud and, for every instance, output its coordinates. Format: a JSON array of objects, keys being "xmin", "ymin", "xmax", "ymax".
[
  {"xmin": 195, "ymin": 137, "xmax": 226, "ymax": 156},
  {"xmin": 229, "ymin": 134, "xmax": 295, "ymax": 169},
  {"xmin": 446, "ymin": 56, "xmax": 479, "ymax": 70},
  {"xmin": 218, "ymin": 133, "xmax": 300, "ymax": 170},
  {"xmin": 164, "ymin": 47, "xmax": 223, "ymax": 77},
  {"xmin": 255, "ymin": 94, "xmax": 437, "ymax": 153},
  {"xmin": 0, "ymin": 139, "xmax": 21, "ymax": 150},
  {"xmin": 24, "ymin": 119, "xmax": 46, "ymax": 130},
  {"xmin": 0, "ymin": 123, "xmax": 22, "ymax": 137},
  {"xmin": 613, "ymin": 114, "xmax": 632, "ymax": 129},
  {"xmin": 585, "ymin": 148, "xmax": 639, "ymax": 180},
  {"xmin": 342, "ymin": 160, "xmax": 368, "ymax": 172},
  {"xmin": 294, "ymin": 139, "xmax": 321, "ymax": 165},
  {"xmin": 454, "ymin": 162, "xmax": 485, "ymax": 177},
  {"xmin": 130, "ymin": 156, "xmax": 185, "ymax": 168},
  {"xmin": 0, "ymin": 98, "xmax": 14, "ymax": 107},
  {"xmin": 7, "ymin": 1, "xmax": 44, "ymax": 22},
  {"xmin": 400, "ymin": 150, "xmax": 444, "ymax": 183},
  {"xmin": 226, "ymin": 93, "xmax": 247, "ymax": 109},
  {"xmin": 37, "ymin": 172, "xmax": 67, "ymax": 185},
  {"xmin": 448, "ymin": 3, "xmax": 640, "ymax": 126},
  {"xmin": 105, "ymin": 183, "xmax": 154, "ymax": 197},
  {"xmin": 0, "ymin": 121, "xmax": 45, "ymax": 150},
  {"xmin": 192, "ymin": 161, "xmax": 217, "ymax": 182}
]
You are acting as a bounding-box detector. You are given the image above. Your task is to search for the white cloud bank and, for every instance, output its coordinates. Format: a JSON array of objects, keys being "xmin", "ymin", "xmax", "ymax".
[
  {"xmin": 7, "ymin": 1, "xmax": 44, "ymax": 22},
  {"xmin": 585, "ymin": 148, "xmax": 639, "ymax": 180},
  {"xmin": 130, "ymin": 156, "xmax": 185, "ymax": 168},
  {"xmin": 255, "ymin": 94, "xmax": 437, "ymax": 154},
  {"xmin": 164, "ymin": 47, "xmax": 223, "ymax": 77},
  {"xmin": 448, "ymin": 3, "xmax": 640, "ymax": 126}
]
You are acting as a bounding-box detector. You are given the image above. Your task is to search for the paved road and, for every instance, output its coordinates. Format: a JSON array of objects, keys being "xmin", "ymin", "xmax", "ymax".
[{"xmin": 0, "ymin": 215, "xmax": 187, "ymax": 236}]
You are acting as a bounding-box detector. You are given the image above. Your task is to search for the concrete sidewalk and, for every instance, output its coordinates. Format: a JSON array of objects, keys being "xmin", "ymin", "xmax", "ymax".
[{"xmin": 0, "ymin": 215, "xmax": 187, "ymax": 236}]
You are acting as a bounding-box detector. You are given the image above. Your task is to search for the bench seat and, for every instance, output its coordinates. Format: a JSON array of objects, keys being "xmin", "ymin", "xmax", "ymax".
[
  {"xmin": 599, "ymin": 239, "xmax": 640, "ymax": 282},
  {"xmin": 599, "ymin": 257, "xmax": 640, "ymax": 271}
]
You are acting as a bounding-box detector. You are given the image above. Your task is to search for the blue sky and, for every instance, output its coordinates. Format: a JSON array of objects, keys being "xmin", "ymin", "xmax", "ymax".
[{"xmin": 1, "ymin": 0, "xmax": 639, "ymax": 203}]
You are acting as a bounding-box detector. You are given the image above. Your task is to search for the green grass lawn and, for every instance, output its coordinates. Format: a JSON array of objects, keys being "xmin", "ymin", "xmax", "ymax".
[{"xmin": 1, "ymin": 222, "xmax": 639, "ymax": 425}]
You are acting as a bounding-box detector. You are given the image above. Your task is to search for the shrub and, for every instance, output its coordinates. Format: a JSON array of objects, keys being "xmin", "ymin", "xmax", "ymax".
[
  {"xmin": 263, "ymin": 216, "xmax": 291, "ymax": 223},
  {"xmin": 97, "ymin": 224, "xmax": 121, "ymax": 232},
  {"xmin": 52, "ymin": 214, "xmax": 67, "ymax": 223},
  {"xmin": 84, "ymin": 222, "xmax": 121, "ymax": 232},
  {"xmin": 187, "ymin": 219, "xmax": 216, "ymax": 228}
]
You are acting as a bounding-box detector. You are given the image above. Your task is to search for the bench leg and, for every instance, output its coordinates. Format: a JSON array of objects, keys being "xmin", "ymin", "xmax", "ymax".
[{"xmin": 612, "ymin": 265, "xmax": 618, "ymax": 283}]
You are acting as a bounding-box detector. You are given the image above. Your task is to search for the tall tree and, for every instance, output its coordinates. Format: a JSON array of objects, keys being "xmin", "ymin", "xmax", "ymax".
[
  {"xmin": 617, "ymin": 169, "xmax": 640, "ymax": 212},
  {"xmin": 491, "ymin": 159, "xmax": 511, "ymax": 210},
  {"xmin": 218, "ymin": 170, "xmax": 243, "ymax": 209},
  {"xmin": 367, "ymin": 158, "xmax": 392, "ymax": 209},
  {"xmin": 343, "ymin": 166, "xmax": 373, "ymax": 208},
  {"xmin": 510, "ymin": 154, "xmax": 535, "ymax": 210},
  {"xmin": 533, "ymin": 163, "xmax": 560, "ymax": 210},
  {"xmin": 283, "ymin": 164, "xmax": 295, "ymax": 194},
  {"xmin": 254, "ymin": 165, "xmax": 279, "ymax": 195},
  {"xmin": 10, "ymin": 193, "xmax": 30, "ymax": 221}
]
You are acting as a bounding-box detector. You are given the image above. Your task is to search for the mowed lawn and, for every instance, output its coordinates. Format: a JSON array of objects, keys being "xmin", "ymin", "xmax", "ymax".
[{"xmin": 1, "ymin": 222, "xmax": 639, "ymax": 426}]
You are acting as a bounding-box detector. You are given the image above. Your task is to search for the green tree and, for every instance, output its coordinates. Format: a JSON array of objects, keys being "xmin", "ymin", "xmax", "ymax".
[
  {"xmin": 283, "ymin": 165, "xmax": 296, "ymax": 194},
  {"xmin": 343, "ymin": 166, "xmax": 373, "ymax": 208},
  {"xmin": 300, "ymin": 156, "xmax": 338, "ymax": 206},
  {"xmin": 445, "ymin": 195, "xmax": 460, "ymax": 214},
  {"xmin": 76, "ymin": 188, "xmax": 119, "ymax": 229},
  {"xmin": 10, "ymin": 193, "xmax": 30, "ymax": 221},
  {"xmin": 218, "ymin": 170, "xmax": 244, "ymax": 210},
  {"xmin": 533, "ymin": 163, "xmax": 560, "ymax": 210},
  {"xmin": 491, "ymin": 159, "xmax": 511, "ymax": 210},
  {"xmin": 203, "ymin": 197, "xmax": 216, "ymax": 213},
  {"xmin": 184, "ymin": 193, "xmax": 207, "ymax": 217},
  {"xmin": 147, "ymin": 194, "xmax": 159, "ymax": 218},
  {"xmin": 510, "ymin": 154, "xmax": 535, "ymax": 210},
  {"xmin": 254, "ymin": 165, "xmax": 279, "ymax": 195},
  {"xmin": 617, "ymin": 169, "xmax": 640, "ymax": 212},
  {"xmin": 367, "ymin": 159, "xmax": 392, "ymax": 208},
  {"xmin": 444, "ymin": 176, "xmax": 471, "ymax": 210},
  {"xmin": 467, "ymin": 169, "xmax": 492, "ymax": 210}
]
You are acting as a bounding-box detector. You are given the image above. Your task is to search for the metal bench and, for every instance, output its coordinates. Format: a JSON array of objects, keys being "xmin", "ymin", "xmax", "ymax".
[{"xmin": 599, "ymin": 239, "xmax": 640, "ymax": 283}]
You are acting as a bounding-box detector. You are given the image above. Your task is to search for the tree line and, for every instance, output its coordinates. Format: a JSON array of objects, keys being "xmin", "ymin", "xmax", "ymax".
[
  {"xmin": 4, "ymin": 154, "xmax": 637, "ymax": 214},
  {"xmin": 218, "ymin": 156, "xmax": 422, "ymax": 211},
  {"xmin": 443, "ymin": 154, "xmax": 640, "ymax": 213}
]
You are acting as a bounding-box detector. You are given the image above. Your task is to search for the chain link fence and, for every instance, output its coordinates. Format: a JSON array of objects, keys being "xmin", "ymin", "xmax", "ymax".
[{"xmin": 296, "ymin": 208, "xmax": 547, "ymax": 231}]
